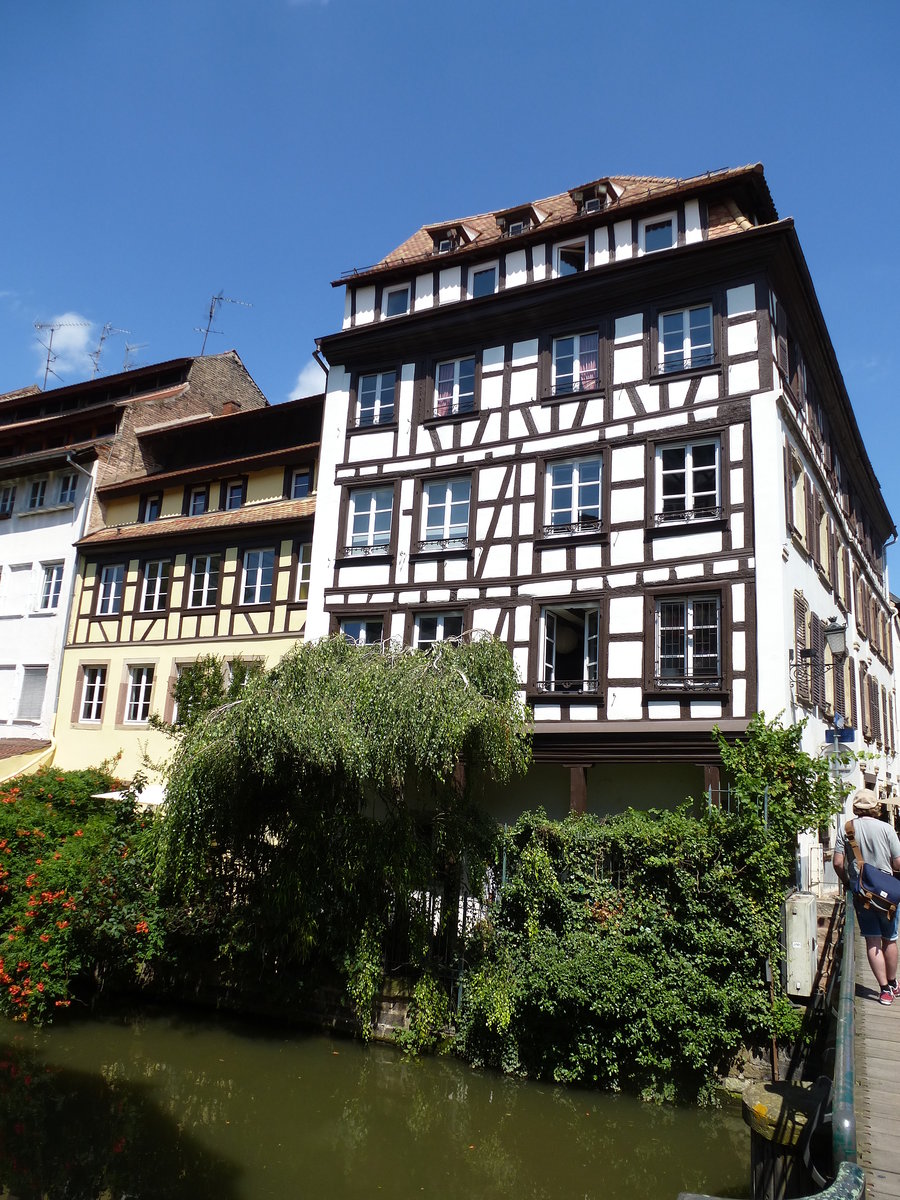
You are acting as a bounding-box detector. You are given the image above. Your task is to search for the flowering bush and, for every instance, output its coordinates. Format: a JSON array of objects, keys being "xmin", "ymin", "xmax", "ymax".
[{"xmin": 0, "ymin": 767, "xmax": 162, "ymax": 1023}]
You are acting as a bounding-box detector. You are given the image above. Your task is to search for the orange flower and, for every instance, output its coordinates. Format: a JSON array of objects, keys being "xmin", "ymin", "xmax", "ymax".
[
  {"xmin": 135, "ymin": 920, "xmax": 149, "ymax": 934},
  {"xmin": 74, "ymin": 830, "xmax": 83, "ymax": 838},
  {"xmin": 56, "ymin": 921, "xmax": 69, "ymax": 930},
  {"xmin": 39, "ymin": 934, "xmax": 49, "ymax": 944}
]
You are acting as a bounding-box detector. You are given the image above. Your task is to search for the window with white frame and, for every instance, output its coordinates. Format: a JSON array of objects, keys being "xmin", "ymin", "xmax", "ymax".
[
  {"xmin": 414, "ymin": 612, "xmax": 464, "ymax": 650},
  {"xmin": 189, "ymin": 554, "xmax": 220, "ymax": 608},
  {"xmin": 640, "ymin": 213, "xmax": 676, "ymax": 254},
  {"xmin": 17, "ymin": 666, "xmax": 48, "ymax": 722},
  {"xmin": 295, "ymin": 542, "xmax": 312, "ymax": 601},
  {"xmin": 555, "ymin": 239, "xmax": 587, "ymax": 277},
  {"xmin": 189, "ymin": 486, "xmax": 209, "ymax": 516},
  {"xmin": 383, "ymin": 284, "xmax": 410, "ymax": 318},
  {"xmin": 140, "ymin": 493, "xmax": 162, "ymax": 523},
  {"xmin": 290, "ymin": 467, "xmax": 312, "ymax": 498},
  {"xmin": 39, "ymin": 563, "xmax": 64, "ymax": 611},
  {"xmin": 470, "ymin": 264, "xmax": 497, "ymax": 300},
  {"xmin": 225, "ymin": 481, "xmax": 245, "ymax": 510},
  {"xmin": 125, "ymin": 665, "xmax": 154, "ymax": 723},
  {"xmin": 340, "ymin": 617, "xmax": 384, "ymax": 645},
  {"xmin": 435, "ymin": 357, "xmax": 476, "ymax": 417},
  {"xmin": 545, "ymin": 458, "xmax": 602, "ymax": 532},
  {"xmin": 58, "ymin": 474, "xmax": 78, "ymax": 504},
  {"xmin": 655, "ymin": 439, "xmax": 721, "ymax": 523},
  {"xmin": 655, "ymin": 595, "xmax": 721, "ymax": 687},
  {"xmin": 539, "ymin": 606, "xmax": 602, "ymax": 694},
  {"xmin": 28, "ymin": 480, "xmax": 47, "ymax": 510},
  {"xmin": 658, "ymin": 305, "xmax": 714, "ymax": 373},
  {"xmin": 358, "ymin": 371, "xmax": 396, "ymax": 426},
  {"xmin": 241, "ymin": 548, "xmax": 275, "ymax": 605},
  {"xmin": 552, "ymin": 332, "xmax": 599, "ymax": 395},
  {"xmin": 140, "ymin": 560, "xmax": 171, "ymax": 612},
  {"xmin": 80, "ymin": 665, "xmax": 106, "ymax": 723},
  {"xmin": 97, "ymin": 564, "xmax": 125, "ymax": 615},
  {"xmin": 347, "ymin": 487, "xmax": 392, "ymax": 553},
  {"xmin": 422, "ymin": 477, "xmax": 470, "ymax": 547},
  {"xmin": 0, "ymin": 485, "xmax": 15, "ymax": 517}
]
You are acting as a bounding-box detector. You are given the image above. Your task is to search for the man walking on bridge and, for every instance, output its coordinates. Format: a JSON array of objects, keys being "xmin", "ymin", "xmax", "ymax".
[{"xmin": 833, "ymin": 789, "xmax": 900, "ymax": 1006}]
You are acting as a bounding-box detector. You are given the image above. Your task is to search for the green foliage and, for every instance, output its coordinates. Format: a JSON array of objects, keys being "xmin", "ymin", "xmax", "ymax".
[
  {"xmin": 344, "ymin": 923, "xmax": 384, "ymax": 1039},
  {"xmin": 395, "ymin": 973, "xmax": 453, "ymax": 1056},
  {"xmin": 151, "ymin": 635, "xmax": 531, "ymax": 1024},
  {"xmin": 154, "ymin": 654, "xmax": 265, "ymax": 731},
  {"xmin": 457, "ymin": 805, "xmax": 794, "ymax": 1103},
  {"xmin": 0, "ymin": 767, "xmax": 162, "ymax": 1023},
  {"xmin": 714, "ymin": 712, "xmax": 845, "ymax": 878}
]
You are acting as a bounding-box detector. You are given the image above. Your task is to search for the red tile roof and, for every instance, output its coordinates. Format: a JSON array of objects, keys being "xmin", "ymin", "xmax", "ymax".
[
  {"xmin": 77, "ymin": 495, "xmax": 316, "ymax": 547},
  {"xmin": 0, "ymin": 739, "xmax": 52, "ymax": 761}
]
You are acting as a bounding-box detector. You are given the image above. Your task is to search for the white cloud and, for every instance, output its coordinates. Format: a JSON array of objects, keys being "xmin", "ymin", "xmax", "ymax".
[
  {"xmin": 289, "ymin": 357, "xmax": 327, "ymax": 400},
  {"xmin": 32, "ymin": 312, "xmax": 95, "ymax": 386}
]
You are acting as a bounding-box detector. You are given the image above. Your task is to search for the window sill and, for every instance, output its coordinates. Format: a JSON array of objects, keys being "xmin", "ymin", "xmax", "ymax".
[
  {"xmin": 422, "ymin": 409, "xmax": 479, "ymax": 427},
  {"xmin": 28, "ymin": 610, "xmax": 58, "ymax": 618},
  {"xmin": 17, "ymin": 502, "xmax": 76, "ymax": 519},
  {"xmin": 647, "ymin": 517, "xmax": 727, "ymax": 539},
  {"xmin": 349, "ymin": 420, "xmax": 397, "ymax": 433},
  {"xmin": 645, "ymin": 681, "xmax": 728, "ymax": 699},
  {"xmin": 535, "ymin": 527, "xmax": 607, "ymax": 550},
  {"xmin": 540, "ymin": 387, "xmax": 604, "ymax": 407},
  {"xmin": 335, "ymin": 550, "xmax": 394, "ymax": 566},
  {"xmin": 650, "ymin": 363, "xmax": 721, "ymax": 385},
  {"xmin": 530, "ymin": 685, "xmax": 604, "ymax": 701},
  {"xmin": 411, "ymin": 543, "xmax": 471, "ymax": 560}
]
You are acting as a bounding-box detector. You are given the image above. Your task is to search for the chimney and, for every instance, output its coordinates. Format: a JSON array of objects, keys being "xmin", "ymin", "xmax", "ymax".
[{"xmin": 222, "ymin": 399, "xmax": 240, "ymax": 416}]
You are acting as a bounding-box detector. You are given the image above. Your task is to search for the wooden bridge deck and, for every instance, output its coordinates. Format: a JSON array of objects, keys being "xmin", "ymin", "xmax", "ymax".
[{"xmin": 853, "ymin": 933, "xmax": 900, "ymax": 1200}]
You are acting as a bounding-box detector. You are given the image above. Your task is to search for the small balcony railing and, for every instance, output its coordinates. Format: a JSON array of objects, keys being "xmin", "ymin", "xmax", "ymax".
[
  {"xmin": 535, "ymin": 679, "xmax": 602, "ymax": 696},
  {"xmin": 654, "ymin": 506, "xmax": 724, "ymax": 525},
  {"xmin": 416, "ymin": 536, "xmax": 469, "ymax": 553}
]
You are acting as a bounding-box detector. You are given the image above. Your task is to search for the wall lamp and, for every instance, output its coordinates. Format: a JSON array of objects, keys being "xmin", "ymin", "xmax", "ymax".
[{"xmin": 789, "ymin": 616, "xmax": 848, "ymax": 684}]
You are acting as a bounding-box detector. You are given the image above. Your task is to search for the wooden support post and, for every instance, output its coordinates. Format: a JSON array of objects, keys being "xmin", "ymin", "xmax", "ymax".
[{"xmin": 569, "ymin": 765, "xmax": 587, "ymax": 815}]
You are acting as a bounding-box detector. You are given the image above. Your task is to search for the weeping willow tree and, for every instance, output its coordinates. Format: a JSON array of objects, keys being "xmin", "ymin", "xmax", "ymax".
[{"xmin": 151, "ymin": 635, "xmax": 532, "ymax": 1025}]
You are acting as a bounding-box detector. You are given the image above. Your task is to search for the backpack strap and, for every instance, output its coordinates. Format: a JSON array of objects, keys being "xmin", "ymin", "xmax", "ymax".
[{"xmin": 844, "ymin": 820, "xmax": 870, "ymax": 902}]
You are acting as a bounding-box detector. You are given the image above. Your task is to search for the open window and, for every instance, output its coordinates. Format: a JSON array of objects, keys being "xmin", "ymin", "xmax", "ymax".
[{"xmin": 538, "ymin": 605, "xmax": 602, "ymax": 695}]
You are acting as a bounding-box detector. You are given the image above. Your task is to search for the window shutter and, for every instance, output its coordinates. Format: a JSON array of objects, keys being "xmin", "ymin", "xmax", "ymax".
[
  {"xmin": 794, "ymin": 593, "xmax": 810, "ymax": 703},
  {"xmin": 803, "ymin": 478, "xmax": 815, "ymax": 556},
  {"xmin": 828, "ymin": 521, "xmax": 838, "ymax": 586},
  {"xmin": 16, "ymin": 666, "xmax": 48, "ymax": 721},
  {"xmin": 848, "ymin": 659, "xmax": 858, "ymax": 731},
  {"xmin": 810, "ymin": 614, "xmax": 825, "ymax": 707},
  {"xmin": 783, "ymin": 443, "xmax": 794, "ymax": 531},
  {"xmin": 860, "ymin": 665, "xmax": 870, "ymax": 737},
  {"xmin": 890, "ymin": 694, "xmax": 896, "ymax": 756},
  {"xmin": 841, "ymin": 548, "xmax": 851, "ymax": 608},
  {"xmin": 833, "ymin": 650, "xmax": 846, "ymax": 722},
  {"xmin": 869, "ymin": 676, "xmax": 881, "ymax": 744},
  {"xmin": 881, "ymin": 686, "xmax": 889, "ymax": 750}
]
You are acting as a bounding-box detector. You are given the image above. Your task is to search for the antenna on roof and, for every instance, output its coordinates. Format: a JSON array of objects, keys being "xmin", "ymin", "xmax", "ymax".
[
  {"xmin": 195, "ymin": 290, "xmax": 252, "ymax": 356},
  {"xmin": 34, "ymin": 319, "xmax": 90, "ymax": 389},
  {"xmin": 90, "ymin": 323, "xmax": 131, "ymax": 378},
  {"xmin": 123, "ymin": 342, "xmax": 149, "ymax": 371}
]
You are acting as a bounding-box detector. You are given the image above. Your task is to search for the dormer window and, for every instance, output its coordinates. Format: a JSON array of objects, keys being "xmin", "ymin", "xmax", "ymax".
[
  {"xmin": 383, "ymin": 284, "xmax": 410, "ymax": 318},
  {"xmin": 582, "ymin": 197, "xmax": 603, "ymax": 214},
  {"xmin": 434, "ymin": 228, "xmax": 460, "ymax": 255},
  {"xmin": 640, "ymin": 213, "xmax": 676, "ymax": 254},
  {"xmin": 508, "ymin": 219, "xmax": 530, "ymax": 236},
  {"xmin": 569, "ymin": 179, "xmax": 613, "ymax": 216},
  {"xmin": 555, "ymin": 238, "xmax": 588, "ymax": 277},
  {"xmin": 496, "ymin": 204, "xmax": 541, "ymax": 238}
]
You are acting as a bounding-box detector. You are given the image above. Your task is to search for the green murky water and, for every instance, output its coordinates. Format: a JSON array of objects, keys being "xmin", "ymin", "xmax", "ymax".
[{"xmin": 0, "ymin": 1008, "xmax": 749, "ymax": 1200}]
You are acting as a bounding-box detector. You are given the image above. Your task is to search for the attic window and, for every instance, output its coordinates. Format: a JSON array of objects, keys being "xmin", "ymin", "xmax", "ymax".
[
  {"xmin": 508, "ymin": 219, "xmax": 530, "ymax": 236},
  {"xmin": 570, "ymin": 181, "xmax": 611, "ymax": 216},
  {"xmin": 434, "ymin": 230, "xmax": 459, "ymax": 255}
]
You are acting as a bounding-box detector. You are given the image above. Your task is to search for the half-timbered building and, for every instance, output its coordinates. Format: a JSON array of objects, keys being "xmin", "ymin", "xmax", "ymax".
[
  {"xmin": 307, "ymin": 164, "xmax": 898, "ymax": 821},
  {"xmin": 54, "ymin": 391, "xmax": 322, "ymax": 780}
]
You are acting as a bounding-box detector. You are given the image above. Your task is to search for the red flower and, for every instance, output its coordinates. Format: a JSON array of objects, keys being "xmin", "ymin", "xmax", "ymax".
[
  {"xmin": 39, "ymin": 934, "xmax": 49, "ymax": 944},
  {"xmin": 74, "ymin": 830, "xmax": 83, "ymax": 838},
  {"xmin": 56, "ymin": 921, "xmax": 69, "ymax": 930},
  {"xmin": 135, "ymin": 920, "xmax": 149, "ymax": 934}
]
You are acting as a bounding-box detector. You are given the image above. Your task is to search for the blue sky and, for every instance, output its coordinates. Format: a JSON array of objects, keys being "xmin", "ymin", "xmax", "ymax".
[{"xmin": 2, "ymin": 1, "xmax": 898, "ymax": 563}]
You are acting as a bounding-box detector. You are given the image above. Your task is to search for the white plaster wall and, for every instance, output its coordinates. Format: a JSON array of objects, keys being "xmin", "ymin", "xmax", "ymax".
[
  {"xmin": 439, "ymin": 266, "xmax": 461, "ymax": 305},
  {"xmin": 608, "ymin": 596, "xmax": 643, "ymax": 634},
  {"xmin": 608, "ymin": 529, "xmax": 644, "ymax": 565},
  {"xmin": 613, "ymin": 221, "xmax": 633, "ymax": 260},
  {"xmin": 610, "ymin": 445, "xmax": 645, "ymax": 482},
  {"xmin": 342, "ymin": 288, "xmax": 352, "ymax": 329},
  {"xmin": 613, "ymin": 346, "xmax": 643, "ymax": 385},
  {"xmin": 306, "ymin": 366, "xmax": 350, "ymax": 640},
  {"xmin": 609, "ymin": 486, "xmax": 644, "ymax": 524},
  {"xmin": 652, "ymin": 531, "xmax": 722, "ymax": 561},
  {"xmin": 607, "ymin": 641, "xmax": 643, "ymax": 678},
  {"xmin": 483, "ymin": 345, "xmax": 504, "ymax": 371},
  {"xmin": 728, "ymin": 360, "xmax": 760, "ymax": 395},
  {"xmin": 414, "ymin": 274, "xmax": 434, "ymax": 312},
  {"xmin": 728, "ymin": 320, "xmax": 759, "ymax": 357},
  {"xmin": 505, "ymin": 249, "xmax": 527, "ymax": 288},
  {"xmin": 684, "ymin": 199, "xmax": 702, "ymax": 244},
  {"xmin": 355, "ymin": 286, "xmax": 375, "ymax": 325},
  {"xmin": 509, "ymin": 369, "xmax": 537, "ymax": 407},
  {"xmin": 727, "ymin": 284, "xmax": 756, "ymax": 317},
  {"xmin": 531, "ymin": 244, "xmax": 546, "ymax": 282},
  {"xmin": 606, "ymin": 686, "xmax": 642, "ymax": 719},
  {"xmin": 347, "ymin": 430, "xmax": 394, "ymax": 464}
]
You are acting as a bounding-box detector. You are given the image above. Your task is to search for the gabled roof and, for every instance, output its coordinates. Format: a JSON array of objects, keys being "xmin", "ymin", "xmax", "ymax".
[
  {"xmin": 334, "ymin": 164, "xmax": 778, "ymax": 285},
  {"xmin": 77, "ymin": 495, "xmax": 316, "ymax": 549}
]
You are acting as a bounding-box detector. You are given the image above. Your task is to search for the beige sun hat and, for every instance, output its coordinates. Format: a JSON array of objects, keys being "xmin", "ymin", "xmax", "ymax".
[{"xmin": 851, "ymin": 788, "xmax": 881, "ymax": 815}]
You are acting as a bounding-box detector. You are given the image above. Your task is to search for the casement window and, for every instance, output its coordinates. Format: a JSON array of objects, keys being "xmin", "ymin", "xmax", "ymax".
[
  {"xmin": 358, "ymin": 372, "xmax": 396, "ymax": 427},
  {"xmin": 545, "ymin": 458, "xmax": 601, "ymax": 533},
  {"xmin": 28, "ymin": 480, "xmax": 47, "ymax": 510},
  {"xmin": 655, "ymin": 439, "xmax": 721, "ymax": 524},
  {"xmin": 225, "ymin": 480, "xmax": 245, "ymax": 510},
  {"xmin": 189, "ymin": 554, "xmax": 220, "ymax": 608},
  {"xmin": 552, "ymin": 332, "xmax": 599, "ymax": 396},
  {"xmin": 80, "ymin": 666, "xmax": 107, "ymax": 723},
  {"xmin": 414, "ymin": 612, "xmax": 464, "ymax": 650},
  {"xmin": 470, "ymin": 264, "xmax": 497, "ymax": 300},
  {"xmin": 435, "ymin": 357, "xmax": 476, "ymax": 417},
  {"xmin": 140, "ymin": 494, "xmax": 162, "ymax": 523},
  {"xmin": 16, "ymin": 666, "xmax": 48, "ymax": 722},
  {"xmin": 295, "ymin": 542, "xmax": 312, "ymax": 602},
  {"xmin": 340, "ymin": 617, "xmax": 384, "ymax": 646},
  {"xmin": 639, "ymin": 213, "xmax": 676, "ymax": 254},
  {"xmin": 655, "ymin": 595, "xmax": 721, "ymax": 688},
  {"xmin": 658, "ymin": 304, "xmax": 714, "ymax": 373},
  {"xmin": 125, "ymin": 665, "xmax": 154, "ymax": 724},
  {"xmin": 97, "ymin": 564, "xmax": 125, "ymax": 615},
  {"xmin": 291, "ymin": 468, "xmax": 312, "ymax": 499},
  {"xmin": 189, "ymin": 486, "xmax": 209, "ymax": 516},
  {"xmin": 140, "ymin": 560, "xmax": 171, "ymax": 613},
  {"xmin": 347, "ymin": 487, "xmax": 393, "ymax": 554},
  {"xmin": 383, "ymin": 284, "xmax": 410, "ymax": 318},
  {"xmin": 39, "ymin": 563, "xmax": 64, "ymax": 611},
  {"xmin": 539, "ymin": 605, "xmax": 602, "ymax": 695},
  {"xmin": 422, "ymin": 477, "xmax": 470, "ymax": 547},
  {"xmin": 58, "ymin": 474, "xmax": 78, "ymax": 504},
  {"xmin": 555, "ymin": 239, "xmax": 587, "ymax": 277},
  {"xmin": 0, "ymin": 485, "xmax": 15, "ymax": 517},
  {"xmin": 241, "ymin": 548, "xmax": 275, "ymax": 605}
]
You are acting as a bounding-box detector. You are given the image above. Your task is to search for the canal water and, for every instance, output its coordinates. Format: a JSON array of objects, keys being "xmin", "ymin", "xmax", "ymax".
[{"xmin": 0, "ymin": 1007, "xmax": 749, "ymax": 1200}]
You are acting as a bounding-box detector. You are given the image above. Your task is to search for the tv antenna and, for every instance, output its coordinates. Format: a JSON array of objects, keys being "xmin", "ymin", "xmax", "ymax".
[
  {"xmin": 195, "ymin": 290, "xmax": 252, "ymax": 355},
  {"xmin": 34, "ymin": 319, "xmax": 90, "ymax": 389},
  {"xmin": 90, "ymin": 323, "xmax": 131, "ymax": 378},
  {"xmin": 123, "ymin": 342, "xmax": 149, "ymax": 371}
]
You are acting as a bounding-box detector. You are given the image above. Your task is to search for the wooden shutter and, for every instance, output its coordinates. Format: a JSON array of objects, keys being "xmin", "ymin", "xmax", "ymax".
[
  {"xmin": 890, "ymin": 694, "xmax": 896, "ymax": 756},
  {"xmin": 783, "ymin": 443, "xmax": 794, "ymax": 532},
  {"xmin": 869, "ymin": 676, "xmax": 881, "ymax": 744},
  {"xmin": 841, "ymin": 548, "xmax": 851, "ymax": 609},
  {"xmin": 881, "ymin": 687, "xmax": 889, "ymax": 750},
  {"xmin": 810, "ymin": 614, "xmax": 825, "ymax": 708},
  {"xmin": 794, "ymin": 592, "xmax": 810, "ymax": 703},
  {"xmin": 804, "ymin": 478, "xmax": 815, "ymax": 556},
  {"xmin": 828, "ymin": 521, "xmax": 838, "ymax": 588},
  {"xmin": 833, "ymin": 651, "xmax": 846, "ymax": 723},
  {"xmin": 848, "ymin": 659, "xmax": 858, "ymax": 731},
  {"xmin": 860, "ymin": 664, "xmax": 870, "ymax": 738}
]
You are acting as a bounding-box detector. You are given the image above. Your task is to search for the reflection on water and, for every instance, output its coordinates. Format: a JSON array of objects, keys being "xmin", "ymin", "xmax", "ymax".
[{"xmin": 0, "ymin": 1008, "xmax": 749, "ymax": 1200}]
